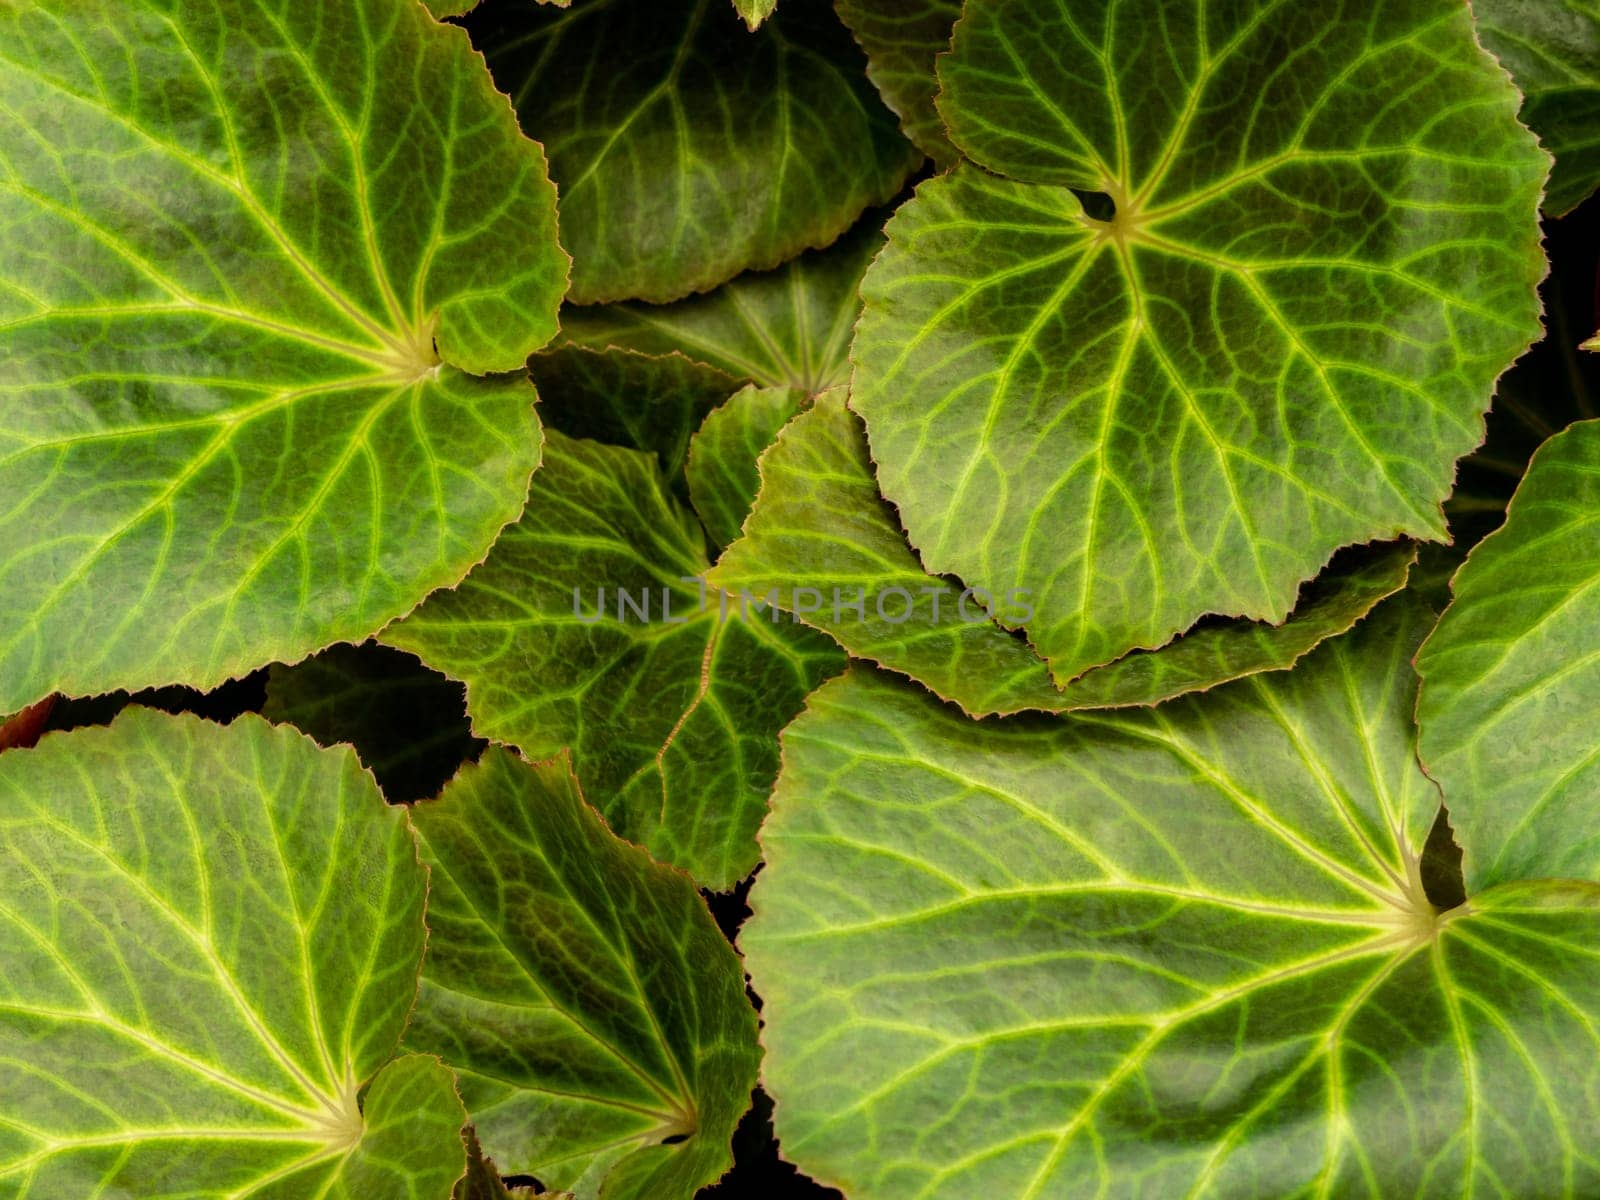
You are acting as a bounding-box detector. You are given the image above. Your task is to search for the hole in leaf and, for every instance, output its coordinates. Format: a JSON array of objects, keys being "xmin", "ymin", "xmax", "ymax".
[
  {"xmin": 502, "ymin": 1175, "xmax": 545, "ymax": 1191},
  {"xmin": 660, "ymin": 1132, "xmax": 690, "ymax": 1145},
  {"xmin": 1071, "ymin": 188, "xmax": 1116, "ymax": 222}
]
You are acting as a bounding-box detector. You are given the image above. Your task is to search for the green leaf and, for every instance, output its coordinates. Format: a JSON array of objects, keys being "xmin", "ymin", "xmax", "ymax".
[
  {"xmin": 834, "ymin": 0, "xmax": 962, "ymax": 166},
  {"xmin": 0, "ymin": 0, "xmax": 566, "ymax": 712},
  {"xmin": 709, "ymin": 390, "xmax": 1416, "ymax": 714},
  {"xmin": 555, "ymin": 211, "xmax": 885, "ymax": 392},
  {"xmin": 732, "ymin": 0, "xmax": 778, "ymax": 31},
  {"xmin": 384, "ymin": 430, "xmax": 843, "ymax": 889},
  {"xmin": 743, "ymin": 601, "xmax": 1600, "ymax": 1197},
  {"xmin": 407, "ymin": 748, "xmax": 760, "ymax": 1200},
  {"xmin": 687, "ymin": 386, "xmax": 808, "ymax": 551},
  {"xmin": 851, "ymin": 0, "xmax": 1547, "ymax": 685},
  {"xmin": 0, "ymin": 709, "xmax": 465, "ymax": 1197},
  {"xmin": 1417, "ymin": 417, "xmax": 1600, "ymax": 890},
  {"xmin": 456, "ymin": 1128, "xmax": 563, "ymax": 1200},
  {"xmin": 265, "ymin": 642, "xmax": 486, "ymax": 805},
  {"xmin": 473, "ymin": 1, "xmax": 916, "ymax": 302},
  {"xmin": 527, "ymin": 347, "xmax": 740, "ymax": 501},
  {"xmin": 1474, "ymin": 0, "xmax": 1600, "ymax": 216}
]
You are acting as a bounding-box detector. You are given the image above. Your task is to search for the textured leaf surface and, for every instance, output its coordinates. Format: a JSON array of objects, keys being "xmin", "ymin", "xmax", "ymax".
[
  {"xmin": 1418, "ymin": 418, "xmax": 1600, "ymax": 890},
  {"xmin": 852, "ymin": 0, "xmax": 1546, "ymax": 685},
  {"xmin": 0, "ymin": 709, "xmax": 465, "ymax": 1197},
  {"xmin": 471, "ymin": 0, "xmax": 915, "ymax": 303},
  {"xmin": 0, "ymin": 0, "xmax": 565, "ymax": 711},
  {"xmin": 265, "ymin": 642, "xmax": 485, "ymax": 804},
  {"xmin": 557, "ymin": 216, "xmax": 883, "ymax": 391},
  {"xmin": 744, "ymin": 602, "xmax": 1600, "ymax": 1198},
  {"xmin": 527, "ymin": 347, "xmax": 740, "ymax": 500},
  {"xmin": 1475, "ymin": 0, "xmax": 1600, "ymax": 215},
  {"xmin": 408, "ymin": 748, "xmax": 760, "ymax": 1200},
  {"xmin": 688, "ymin": 386, "xmax": 807, "ymax": 551},
  {"xmin": 835, "ymin": 0, "xmax": 962, "ymax": 166},
  {"xmin": 384, "ymin": 430, "xmax": 843, "ymax": 888},
  {"xmin": 710, "ymin": 391, "xmax": 1416, "ymax": 714}
]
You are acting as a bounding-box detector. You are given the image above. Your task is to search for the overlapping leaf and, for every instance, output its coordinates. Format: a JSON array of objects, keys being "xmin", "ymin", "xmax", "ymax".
[
  {"xmin": 468, "ymin": 0, "xmax": 915, "ymax": 304},
  {"xmin": 384, "ymin": 430, "xmax": 843, "ymax": 889},
  {"xmin": 1475, "ymin": 0, "xmax": 1600, "ymax": 216},
  {"xmin": 0, "ymin": 0, "xmax": 565, "ymax": 712},
  {"xmin": 407, "ymin": 748, "xmax": 760, "ymax": 1200},
  {"xmin": 557, "ymin": 216, "xmax": 884, "ymax": 391},
  {"xmin": 851, "ymin": 0, "xmax": 1547, "ymax": 686},
  {"xmin": 687, "ymin": 386, "xmax": 808, "ymax": 551},
  {"xmin": 834, "ymin": 0, "xmax": 962, "ymax": 166},
  {"xmin": 1418, "ymin": 417, "xmax": 1600, "ymax": 889},
  {"xmin": 265, "ymin": 642, "xmax": 485, "ymax": 804},
  {"xmin": 0, "ymin": 709, "xmax": 465, "ymax": 1197},
  {"xmin": 744, "ymin": 600, "xmax": 1600, "ymax": 1197},
  {"xmin": 710, "ymin": 391, "xmax": 1415, "ymax": 714}
]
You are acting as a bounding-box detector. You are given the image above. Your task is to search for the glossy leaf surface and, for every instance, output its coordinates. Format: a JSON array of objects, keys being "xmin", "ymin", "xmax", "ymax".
[
  {"xmin": 745, "ymin": 602, "xmax": 1600, "ymax": 1197},
  {"xmin": 0, "ymin": 0, "xmax": 565, "ymax": 711},
  {"xmin": 852, "ymin": 0, "xmax": 1546, "ymax": 684},
  {"xmin": 408, "ymin": 748, "xmax": 759, "ymax": 1200}
]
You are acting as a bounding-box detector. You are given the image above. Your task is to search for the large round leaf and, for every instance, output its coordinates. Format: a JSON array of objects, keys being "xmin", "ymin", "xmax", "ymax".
[
  {"xmin": 408, "ymin": 748, "xmax": 760, "ymax": 1199},
  {"xmin": 0, "ymin": 709, "xmax": 466, "ymax": 1197},
  {"xmin": 0, "ymin": 0, "xmax": 565, "ymax": 712},
  {"xmin": 744, "ymin": 600, "xmax": 1600, "ymax": 1197},
  {"xmin": 1474, "ymin": 0, "xmax": 1600, "ymax": 216},
  {"xmin": 468, "ymin": 0, "xmax": 916, "ymax": 303},
  {"xmin": 709, "ymin": 390, "xmax": 1416, "ymax": 714},
  {"xmin": 850, "ymin": 0, "xmax": 1546, "ymax": 685},
  {"xmin": 384, "ymin": 430, "xmax": 843, "ymax": 889},
  {"xmin": 1417, "ymin": 417, "xmax": 1600, "ymax": 890}
]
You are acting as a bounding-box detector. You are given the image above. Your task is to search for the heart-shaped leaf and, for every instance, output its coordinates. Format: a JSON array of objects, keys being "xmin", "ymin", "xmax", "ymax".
[
  {"xmin": 557, "ymin": 216, "xmax": 884, "ymax": 392},
  {"xmin": 468, "ymin": 0, "xmax": 915, "ymax": 304},
  {"xmin": 851, "ymin": 0, "xmax": 1546, "ymax": 685},
  {"xmin": 0, "ymin": 0, "xmax": 565, "ymax": 712},
  {"xmin": 1418, "ymin": 417, "xmax": 1600, "ymax": 889},
  {"xmin": 834, "ymin": 0, "xmax": 962, "ymax": 166},
  {"xmin": 407, "ymin": 747, "xmax": 760, "ymax": 1200},
  {"xmin": 710, "ymin": 390, "xmax": 1416, "ymax": 714},
  {"xmin": 384, "ymin": 430, "xmax": 843, "ymax": 889},
  {"xmin": 744, "ymin": 600, "xmax": 1600, "ymax": 1197},
  {"xmin": 1474, "ymin": 0, "xmax": 1600, "ymax": 216},
  {"xmin": 0, "ymin": 709, "xmax": 465, "ymax": 1197}
]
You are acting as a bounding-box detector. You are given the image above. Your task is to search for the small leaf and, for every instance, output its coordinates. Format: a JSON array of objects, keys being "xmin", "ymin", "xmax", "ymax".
[
  {"xmin": 0, "ymin": 0, "xmax": 566, "ymax": 711},
  {"xmin": 834, "ymin": 0, "xmax": 963, "ymax": 166},
  {"xmin": 469, "ymin": 1, "xmax": 916, "ymax": 302},
  {"xmin": 0, "ymin": 709, "xmax": 462, "ymax": 1196},
  {"xmin": 744, "ymin": 601, "xmax": 1600, "ymax": 1196},
  {"xmin": 709, "ymin": 391, "xmax": 1416, "ymax": 714},
  {"xmin": 1418, "ymin": 417, "xmax": 1600, "ymax": 888},
  {"xmin": 384, "ymin": 430, "xmax": 843, "ymax": 889},
  {"xmin": 688, "ymin": 386, "xmax": 809, "ymax": 551},
  {"xmin": 851, "ymin": 0, "xmax": 1547, "ymax": 685},
  {"xmin": 528, "ymin": 347, "xmax": 741, "ymax": 501},
  {"xmin": 1474, "ymin": 0, "xmax": 1600, "ymax": 216},
  {"xmin": 555, "ymin": 211, "xmax": 885, "ymax": 392},
  {"xmin": 408, "ymin": 748, "xmax": 760, "ymax": 1200},
  {"xmin": 264, "ymin": 642, "xmax": 486, "ymax": 804},
  {"xmin": 733, "ymin": 0, "xmax": 778, "ymax": 31}
]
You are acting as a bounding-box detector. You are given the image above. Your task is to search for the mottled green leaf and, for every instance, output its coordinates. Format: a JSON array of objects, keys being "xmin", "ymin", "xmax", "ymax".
[
  {"xmin": 835, "ymin": 0, "xmax": 962, "ymax": 166},
  {"xmin": 0, "ymin": 709, "xmax": 465, "ymax": 1197},
  {"xmin": 710, "ymin": 391, "xmax": 1416, "ymax": 714},
  {"xmin": 265, "ymin": 642, "xmax": 485, "ymax": 804},
  {"xmin": 556, "ymin": 213, "xmax": 884, "ymax": 392},
  {"xmin": 1475, "ymin": 0, "xmax": 1600, "ymax": 216},
  {"xmin": 0, "ymin": 0, "xmax": 565, "ymax": 712},
  {"xmin": 1418, "ymin": 417, "xmax": 1600, "ymax": 890},
  {"xmin": 471, "ymin": 1, "xmax": 915, "ymax": 302},
  {"xmin": 408, "ymin": 748, "xmax": 760, "ymax": 1200},
  {"xmin": 687, "ymin": 386, "xmax": 807, "ymax": 551},
  {"xmin": 384, "ymin": 430, "xmax": 843, "ymax": 889},
  {"xmin": 852, "ymin": 0, "xmax": 1546, "ymax": 685},
  {"xmin": 744, "ymin": 601, "xmax": 1600, "ymax": 1197},
  {"xmin": 527, "ymin": 347, "xmax": 740, "ymax": 500}
]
